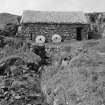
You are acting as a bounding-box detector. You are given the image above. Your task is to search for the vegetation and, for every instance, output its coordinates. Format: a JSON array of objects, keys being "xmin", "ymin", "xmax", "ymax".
[
  {"xmin": 0, "ymin": 12, "xmax": 105, "ymax": 105},
  {"xmin": 86, "ymin": 13, "xmax": 105, "ymax": 39},
  {"xmin": 0, "ymin": 38, "xmax": 49, "ymax": 105},
  {"xmin": 41, "ymin": 39, "xmax": 105, "ymax": 105}
]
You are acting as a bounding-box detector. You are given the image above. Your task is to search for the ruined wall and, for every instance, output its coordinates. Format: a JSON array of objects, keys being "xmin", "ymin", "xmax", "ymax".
[{"xmin": 21, "ymin": 23, "xmax": 88, "ymax": 42}]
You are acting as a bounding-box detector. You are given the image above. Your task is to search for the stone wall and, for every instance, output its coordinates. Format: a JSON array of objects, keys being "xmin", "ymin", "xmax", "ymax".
[{"xmin": 21, "ymin": 23, "xmax": 88, "ymax": 42}]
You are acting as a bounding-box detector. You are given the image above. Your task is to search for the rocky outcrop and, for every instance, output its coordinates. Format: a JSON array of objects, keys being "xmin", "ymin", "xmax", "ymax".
[
  {"xmin": 86, "ymin": 12, "xmax": 105, "ymax": 39},
  {"xmin": 0, "ymin": 45, "xmax": 49, "ymax": 105}
]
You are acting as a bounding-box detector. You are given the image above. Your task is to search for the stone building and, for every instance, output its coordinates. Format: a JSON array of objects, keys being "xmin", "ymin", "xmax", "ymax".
[{"xmin": 20, "ymin": 10, "xmax": 89, "ymax": 43}]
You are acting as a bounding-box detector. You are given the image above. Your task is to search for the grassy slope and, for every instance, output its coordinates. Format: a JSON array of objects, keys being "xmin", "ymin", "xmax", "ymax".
[
  {"xmin": 41, "ymin": 39, "xmax": 105, "ymax": 105},
  {"xmin": 1, "ymin": 37, "xmax": 105, "ymax": 105}
]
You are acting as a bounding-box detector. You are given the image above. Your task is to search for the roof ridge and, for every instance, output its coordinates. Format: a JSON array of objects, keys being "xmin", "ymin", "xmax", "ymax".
[
  {"xmin": 21, "ymin": 10, "xmax": 88, "ymax": 24},
  {"xmin": 23, "ymin": 10, "xmax": 84, "ymax": 13}
]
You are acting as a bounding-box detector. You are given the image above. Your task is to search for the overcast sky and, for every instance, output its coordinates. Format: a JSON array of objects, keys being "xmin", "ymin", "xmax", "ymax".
[{"xmin": 0, "ymin": 0, "xmax": 104, "ymax": 15}]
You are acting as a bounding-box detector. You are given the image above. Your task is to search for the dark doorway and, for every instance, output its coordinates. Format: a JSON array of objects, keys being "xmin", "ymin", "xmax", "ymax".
[
  {"xmin": 77, "ymin": 27, "xmax": 82, "ymax": 41},
  {"xmin": 30, "ymin": 33, "xmax": 33, "ymax": 40},
  {"xmin": 88, "ymin": 32, "xmax": 93, "ymax": 39}
]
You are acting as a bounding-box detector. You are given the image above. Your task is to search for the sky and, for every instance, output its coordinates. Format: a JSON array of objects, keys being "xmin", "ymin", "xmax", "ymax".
[{"xmin": 0, "ymin": 0, "xmax": 104, "ymax": 15}]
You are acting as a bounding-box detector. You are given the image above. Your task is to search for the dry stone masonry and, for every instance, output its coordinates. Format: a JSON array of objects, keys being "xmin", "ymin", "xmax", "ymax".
[
  {"xmin": 19, "ymin": 10, "xmax": 89, "ymax": 43},
  {"xmin": 21, "ymin": 23, "xmax": 88, "ymax": 42}
]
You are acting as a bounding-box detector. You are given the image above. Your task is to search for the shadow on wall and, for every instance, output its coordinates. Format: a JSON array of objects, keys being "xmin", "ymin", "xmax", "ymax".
[
  {"xmin": 88, "ymin": 31, "xmax": 102, "ymax": 39},
  {"xmin": 76, "ymin": 27, "xmax": 82, "ymax": 41}
]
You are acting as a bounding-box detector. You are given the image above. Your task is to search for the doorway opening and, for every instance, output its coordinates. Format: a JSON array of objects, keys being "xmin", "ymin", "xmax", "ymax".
[
  {"xmin": 30, "ymin": 33, "xmax": 33, "ymax": 40},
  {"xmin": 77, "ymin": 27, "xmax": 82, "ymax": 41}
]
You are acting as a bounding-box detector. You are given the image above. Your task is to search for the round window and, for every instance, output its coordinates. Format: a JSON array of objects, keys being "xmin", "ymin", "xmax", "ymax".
[
  {"xmin": 35, "ymin": 35, "xmax": 45, "ymax": 44},
  {"xmin": 52, "ymin": 34, "xmax": 62, "ymax": 43}
]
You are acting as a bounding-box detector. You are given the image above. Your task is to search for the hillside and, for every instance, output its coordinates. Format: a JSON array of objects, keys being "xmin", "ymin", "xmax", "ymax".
[{"xmin": 0, "ymin": 13, "xmax": 21, "ymax": 37}]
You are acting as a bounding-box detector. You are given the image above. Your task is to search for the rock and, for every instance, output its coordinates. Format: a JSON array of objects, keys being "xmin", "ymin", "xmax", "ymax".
[{"xmin": 14, "ymin": 95, "xmax": 21, "ymax": 99}]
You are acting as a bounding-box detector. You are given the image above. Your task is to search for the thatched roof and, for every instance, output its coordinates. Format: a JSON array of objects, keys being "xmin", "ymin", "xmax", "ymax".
[{"xmin": 21, "ymin": 10, "xmax": 88, "ymax": 24}]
